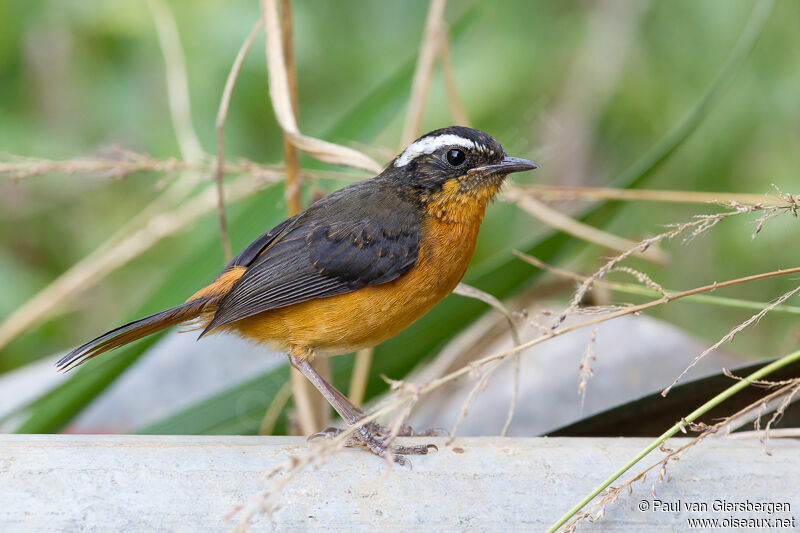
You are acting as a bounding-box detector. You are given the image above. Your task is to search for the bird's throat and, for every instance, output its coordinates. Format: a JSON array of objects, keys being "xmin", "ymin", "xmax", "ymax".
[{"xmin": 424, "ymin": 177, "xmax": 501, "ymax": 225}]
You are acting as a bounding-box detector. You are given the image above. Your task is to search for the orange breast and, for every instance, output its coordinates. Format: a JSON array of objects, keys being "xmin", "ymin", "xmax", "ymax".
[{"xmin": 228, "ymin": 214, "xmax": 482, "ymax": 358}]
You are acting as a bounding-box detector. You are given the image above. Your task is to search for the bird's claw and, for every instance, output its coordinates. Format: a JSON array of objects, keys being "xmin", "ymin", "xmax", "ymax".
[
  {"xmin": 308, "ymin": 427, "xmax": 342, "ymax": 441},
  {"xmin": 307, "ymin": 424, "xmax": 438, "ymax": 464}
]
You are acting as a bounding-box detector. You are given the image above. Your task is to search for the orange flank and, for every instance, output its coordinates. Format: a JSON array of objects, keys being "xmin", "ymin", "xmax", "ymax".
[{"xmin": 187, "ymin": 266, "xmax": 247, "ymax": 302}]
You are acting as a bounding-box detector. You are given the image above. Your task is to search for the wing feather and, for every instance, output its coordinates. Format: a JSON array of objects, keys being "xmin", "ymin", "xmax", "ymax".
[{"xmin": 202, "ymin": 179, "xmax": 421, "ymax": 334}]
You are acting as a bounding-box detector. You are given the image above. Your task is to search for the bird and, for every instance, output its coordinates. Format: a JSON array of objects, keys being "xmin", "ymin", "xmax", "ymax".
[{"xmin": 57, "ymin": 126, "xmax": 537, "ymax": 463}]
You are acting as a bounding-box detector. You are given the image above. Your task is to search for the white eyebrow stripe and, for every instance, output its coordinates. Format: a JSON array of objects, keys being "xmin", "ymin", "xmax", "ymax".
[{"xmin": 394, "ymin": 134, "xmax": 479, "ymax": 167}]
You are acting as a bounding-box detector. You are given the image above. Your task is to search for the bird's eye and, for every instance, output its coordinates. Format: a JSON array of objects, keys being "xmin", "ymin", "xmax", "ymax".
[{"xmin": 446, "ymin": 148, "xmax": 466, "ymax": 167}]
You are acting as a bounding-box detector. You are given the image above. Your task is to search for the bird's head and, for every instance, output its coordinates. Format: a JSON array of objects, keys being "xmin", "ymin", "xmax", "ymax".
[{"xmin": 387, "ymin": 126, "xmax": 537, "ymax": 217}]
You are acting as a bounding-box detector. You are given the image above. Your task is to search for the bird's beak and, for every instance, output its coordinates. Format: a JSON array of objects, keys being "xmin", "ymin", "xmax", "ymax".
[{"xmin": 469, "ymin": 156, "xmax": 538, "ymax": 177}]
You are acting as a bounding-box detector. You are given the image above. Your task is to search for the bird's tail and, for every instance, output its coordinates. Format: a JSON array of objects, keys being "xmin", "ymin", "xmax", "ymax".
[{"xmin": 56, "ymin": 298, "xmax": 210, "ymax": 372}]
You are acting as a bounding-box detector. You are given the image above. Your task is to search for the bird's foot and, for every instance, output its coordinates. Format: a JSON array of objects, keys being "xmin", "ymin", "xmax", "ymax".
[{"xmin": 308, "ymin": 425, "xmax": 437, "ymax": 465}]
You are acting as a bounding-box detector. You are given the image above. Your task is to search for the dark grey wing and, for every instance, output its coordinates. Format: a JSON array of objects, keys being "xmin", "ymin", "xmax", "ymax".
[{"xmin": 202, "ymin": 180, "xmax": 420, "ymax": 334}]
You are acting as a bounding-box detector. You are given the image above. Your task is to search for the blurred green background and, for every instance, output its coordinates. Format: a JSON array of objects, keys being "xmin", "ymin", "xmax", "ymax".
[{"xmin": 1, "ymin": 0, "xmax": 798, "ymax": 433}]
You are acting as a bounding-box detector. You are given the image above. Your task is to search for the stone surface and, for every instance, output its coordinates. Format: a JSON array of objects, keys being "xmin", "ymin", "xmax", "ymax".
[{"xmin": 1, "ymin": 435, "xmax": 797, "ymax": 531}]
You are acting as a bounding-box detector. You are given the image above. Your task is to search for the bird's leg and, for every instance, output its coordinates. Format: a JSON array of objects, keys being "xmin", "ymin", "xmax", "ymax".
[
  {"xmin": 288, "ymin": 356, "xmax": 444, "ymax": 438},
  {"xmin": 317, "ymin": 372, "xmax": 446, "ymax": 438},
  {"xmin": 288, "ymin": 352, "xmax": 435, "ymax": 463},
  {"xmin": 305, "ymin": 383, "xmax": 444, "ymax": 440}
]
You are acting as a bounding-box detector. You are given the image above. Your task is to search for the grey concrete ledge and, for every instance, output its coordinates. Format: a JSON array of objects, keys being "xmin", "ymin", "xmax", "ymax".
[{"xmin": 1, "ymin": 435, "xmax": 798, "ymax": 531}]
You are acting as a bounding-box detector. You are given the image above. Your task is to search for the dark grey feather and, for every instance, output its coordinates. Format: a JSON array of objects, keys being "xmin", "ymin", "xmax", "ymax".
[{"xmin": 201, "ymin": 177, "xmax": 421, "ymax": 335}]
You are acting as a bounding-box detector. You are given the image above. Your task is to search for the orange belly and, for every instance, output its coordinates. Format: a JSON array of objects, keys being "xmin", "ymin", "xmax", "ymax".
[{"xmin": 227, "ymin": 215, "xmax": 481, "ymax": 358}]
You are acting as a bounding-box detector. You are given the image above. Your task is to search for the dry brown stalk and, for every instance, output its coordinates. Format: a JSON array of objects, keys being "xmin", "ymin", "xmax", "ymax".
[
  {"xmin": 722, "ymin": 367, "xmax": 800, "ymax": 388},
  {"xmin": 447, "ymin": 359, "xmax": 500, "ymax": 442},
  {"xmin": 453, "ymin": 283, "xmax": 522, "ymax": 345},
  {"xmin": 611, "ymin": 266, "xmax": 668, "ymax": 298},
  {"xmin": 662, "ymin": 284, "xmax": 800, "ymax": 396},
  {"xmin": 378, "ymin": 378, "xmax": 424, "ymax": 467},
  {"xmin": 516, "ymin": 197, "xmax": 800, "ymax": 528},
  {"xmin": 0, "ymin": 153, "xmax": 192, "ymax": 181},
  {"xmin": 126, "ymin": 0, "xmax": 208, "ymax": 235},
  {"xmin": 279, "ymin": 0, "xmax": 303, "ymax": 217},
  {"xmin": 395, "ymin": 285, "xmax": 565, "ymax": 415},
  {"xmin": 751, "ymin": 185, "xmax": 800, "ymax": 237},
  {"xmin": 577, "ymin": 326, "xmax": 599, "ymax": 408},
  {"xmin": 503, "ymin": 185, "xmax": 669, "ymax": 264},
  {"xmin": 452, "ymin": 282, "xmax": 522, "ymax": 436},
  {"xmin": 401, "ymin": 0, "xmax": 447, "ymax": 145},
  {"xmin": 214, "ymin": 20, "xmax": 264, "ymax": 262},
  {"xmin": 504, "ymin": 349, "xmax": 521, "ymax": 436},
  {"xmin": 259, "ymin": 0, "xmax": 382, "ymax": 173},
  {"xmin": 307, "ymin": 356, "xmax": 333, "ymax": 431},
  {"xmin": 253, "ymin": 7, "xmax": 385, "ymax": 434},
  {"xmin": 0, "ymin": 155, "xmax": 336, "ymax": 184},
  {"xmin": 555, "ymin": 204, "xmax": 780, "ymax": 328},
  {"xmin": 438, "ymin": 28, "xmax": 470, "ymax": 126},
  {"xmin": 348, "ymin": 348, "xmax": 374, "ymax": 406},
  {"xmin": 289, "ymin": 368, "xmax": 321, "ymax": 435},
  {"xmin": 757, "ymin": 382, "xmax": 800, "ymax": 454},
  {"xmin": 513, "ymin": 252, "xmax": 599, "ymax": 283},
  {"xmin": 515, "ymin": 251, "xmax": 800, "ymax": 316},
  {"xmin": 147, "ymin": 0, "xmax": 204, "ymax": 162},
  {"xmin": 261, "ymin": 0, "xmax": 330, "ymax": 433},
  {"xmin": 258, "ymin": 381, "xmax": 293, "ymax": 435},
  {"xmin": 516, "ymin": 183, "xmax": 782, "ymax": 206}
]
